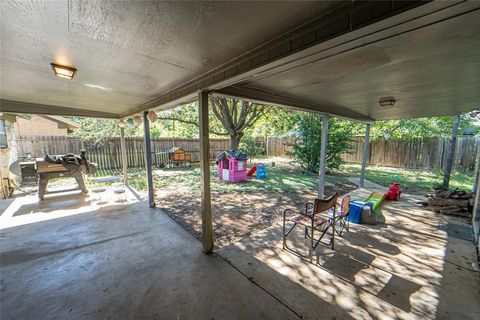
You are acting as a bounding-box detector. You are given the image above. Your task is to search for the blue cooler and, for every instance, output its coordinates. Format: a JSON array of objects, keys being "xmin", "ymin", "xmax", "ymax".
[{"xmin": 347, "ymin": 200, "xmax": 374, "ymax": 224}]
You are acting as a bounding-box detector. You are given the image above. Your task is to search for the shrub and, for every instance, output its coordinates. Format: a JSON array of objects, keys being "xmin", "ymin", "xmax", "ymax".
[
  {"xmin": 289, "ymin": 114, "xmax": 354, "ymax": 173},
  {"xmin": 238, "ymin": 135, "xmax": 265, "ymax": 157}
]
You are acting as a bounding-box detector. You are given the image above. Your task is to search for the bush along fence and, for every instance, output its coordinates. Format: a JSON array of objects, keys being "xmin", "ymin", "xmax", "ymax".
[
  {"xmin": 266, "ymin": 136, "xmax": 479, "ymax": 171},
  {"xmin": 16, "ymin": 136, "xmax": 230, "ymax": 170}
]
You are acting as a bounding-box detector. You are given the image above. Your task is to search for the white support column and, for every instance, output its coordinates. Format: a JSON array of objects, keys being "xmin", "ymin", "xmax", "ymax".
[
  {"xmin": 120, "ymin": 126, "xmax": 128, "ymax": 185},
  {"xmin": 199, "ymin": 90, "xmax": 214, "ymax": 254},
  {"xmin": 318, "ymin": 114, "xmax": 330, "ymax": 199},
  {"xmin": 359, "ymin": 124, "xmax": 371, "ymax": 187},
  {"xmin": 473, "ymin": 148, "xmax": 480, "ymax": 193},
  {"xmin": 143, "ymin": 111, "xmax": 155, "ymax": 208}
]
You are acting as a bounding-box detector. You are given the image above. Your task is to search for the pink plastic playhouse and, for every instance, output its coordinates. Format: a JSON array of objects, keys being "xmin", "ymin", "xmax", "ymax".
[{"xmin": 218, "ymin": 157, "xmax": 247, "ymax": 182}]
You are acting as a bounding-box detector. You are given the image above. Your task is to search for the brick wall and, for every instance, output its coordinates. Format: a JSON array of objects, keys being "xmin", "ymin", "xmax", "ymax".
[{"xmin": 14, "ymin": 115, "xmax": 67, "ymax": 136}]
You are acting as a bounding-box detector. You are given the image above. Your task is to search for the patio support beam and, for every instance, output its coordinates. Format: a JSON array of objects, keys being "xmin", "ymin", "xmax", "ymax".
[
  {"xmin": 143, "ymin": 111, "xmax": 155, "ymax": 208},
  {"xmin": 199, "ymin": 90, "xmax": 214, "ymax": 254},
  {"xmin": 120, "ymin": 126, "xmax": 128, "ymax": 185},
  {"xmin": 473, "ymin": 150, "xmax": 480, "ymax": 250},
  {"xmin": 359, "ymin": 124, "xmax": 371, "ymax": 187},
  {"xmin": 318, "ymin": 114, "xmax": 330, "ymax": 199}
]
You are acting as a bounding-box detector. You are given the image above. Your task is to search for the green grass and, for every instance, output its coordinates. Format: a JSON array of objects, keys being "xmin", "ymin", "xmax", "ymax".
[
  {"xmin": 83, "ymin": 161, "xmax": 474, "ymax": 195},
  {"xmin": 334, "ymin": 164, "xmax": 474, "ymax": 193},
  {"xmin": 151, "ymin": 165, "xmax": 351, "ymax": 194}
]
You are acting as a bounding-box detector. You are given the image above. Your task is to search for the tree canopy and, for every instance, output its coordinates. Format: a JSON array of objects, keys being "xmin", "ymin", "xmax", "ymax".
[
  {"xmin": 70, "ymin": 117, "xmax": 140, "ymax": 143},
  {"xmin": 70, "ymin": 105, "xmax": 480, "ymax": 152},
  {"xmin": 360, "ymin": 113, "xmax": 479, "ymax": 140}
]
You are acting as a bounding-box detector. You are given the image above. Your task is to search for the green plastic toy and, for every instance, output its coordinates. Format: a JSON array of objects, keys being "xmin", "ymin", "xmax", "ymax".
[{"xmin": 364, "ymin": 192, "xmax": 385, "ymax": 212}]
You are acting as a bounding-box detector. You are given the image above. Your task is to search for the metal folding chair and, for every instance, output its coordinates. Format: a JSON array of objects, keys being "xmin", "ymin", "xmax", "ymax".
[
  {"xmin": 321, "ymin": 194, "xmax": 351, "ymax": 237},
  {"xmin": 283, "ymin": 193, "xmax": 338, "ymax": 260}
]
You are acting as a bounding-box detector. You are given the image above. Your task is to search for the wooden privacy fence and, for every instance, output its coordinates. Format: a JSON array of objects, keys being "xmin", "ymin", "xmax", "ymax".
[
  {"xmin": 266, "ymin": 136, "xmax": 293, "ymax": 157},
  {"xmin": 265, "ymin": 135, "xmax": 479, "ymax": 171},
  {"xmin": 340, "ymin": 136, "xmax": 480, "ymax": 171},
  {"xmin": 16, "ymin": 136, "xmax": 230, "ymax": 170}
]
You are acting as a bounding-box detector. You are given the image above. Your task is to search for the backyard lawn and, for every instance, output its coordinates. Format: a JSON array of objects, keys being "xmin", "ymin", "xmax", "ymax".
[
  {"xmin": 24, "ymin": 157, "xmax": 473, "ymax": 246},
  {"xmin": 335, "ymin": 164, "xmax": 474, "ymax": 194},
  {"xmin": 119, "ymin": 158, "xmax": 473, "ymax": 246},
  {"xmin": 87, "ymin": 158, "xmax": 474, "ymax": 195}
]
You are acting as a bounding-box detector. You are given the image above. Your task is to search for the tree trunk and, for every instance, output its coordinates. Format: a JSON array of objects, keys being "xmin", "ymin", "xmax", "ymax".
[
  {"xmin": 229, "ymin": 133, "xmax": 242, "ymax": 151},
  {"xmin": 443, "ymin": 114, "xmax": 460, "ymax": 189}
]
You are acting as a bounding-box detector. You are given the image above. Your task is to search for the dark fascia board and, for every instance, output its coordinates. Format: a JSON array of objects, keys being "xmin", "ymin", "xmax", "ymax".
[
  {"xmin": 0, "ymin": 100, "xmax": 119, "ymax": 119},
  {"xmin": 213, "ymin": 87, "xmax": 375, "ymax": 124},
  {"xmin": 122, "ymin": 0, "xmax": 433, "ymax": 117}
]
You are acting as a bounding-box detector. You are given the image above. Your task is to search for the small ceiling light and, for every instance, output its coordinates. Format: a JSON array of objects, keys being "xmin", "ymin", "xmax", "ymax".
[
  {"xmin": 379, "ymin": 97, "xmax": 396, "ymax": 107},
  {"xmin": 50, "ymin": 63, "xmax": 77, "ymax": 80}
]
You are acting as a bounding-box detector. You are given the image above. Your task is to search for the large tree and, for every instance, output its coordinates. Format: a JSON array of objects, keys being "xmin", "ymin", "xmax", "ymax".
[
  {"xmin": 210, "ymin": 97, "xmax": 269, "ymax": 150},
  {"xmin": 158, "ymin": 97, "xmax": 270, "ymax": 150}
]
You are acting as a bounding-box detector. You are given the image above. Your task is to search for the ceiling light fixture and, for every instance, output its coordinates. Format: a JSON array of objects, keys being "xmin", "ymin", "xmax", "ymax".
[
  {"xmin": 379, "ymin": 97, "xmax": 396, "ymax": 107},
  {"xmin": 50, "ymin": 63, "xmax": 77, "ymax": 80}
]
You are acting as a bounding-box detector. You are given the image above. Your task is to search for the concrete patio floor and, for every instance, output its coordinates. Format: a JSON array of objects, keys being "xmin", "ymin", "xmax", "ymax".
[
  {"xmin": 1, "ymin": 182, "xmax": 479, "ymax": 320},
  {"xmin": 218, "ymin": 182, "xmax": 480, "ymax": 320},
  {"xmin": 0, "ymin": 191, "xmax": 296, "ymax": 320}
]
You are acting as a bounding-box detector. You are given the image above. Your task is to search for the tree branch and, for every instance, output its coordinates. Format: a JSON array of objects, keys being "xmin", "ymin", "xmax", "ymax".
[
  {"xmin": 157, "ymin": 116, "xmax": 229, "ymax": 136},
  {"xmin": 157, "ymin": 116, "xmax": 198, "ymax": 126}
]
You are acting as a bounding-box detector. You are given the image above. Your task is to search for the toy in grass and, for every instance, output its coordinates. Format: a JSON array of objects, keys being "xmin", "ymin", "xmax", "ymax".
[
  {"xmin": 246, "ymin": 163, "xmax": 268, "ymax": 179},
  {"xmin": 256, "ymin": 164, "xmax": 267, "ymax": 179},
  {"xmin": 247, "ymin": 164, "xmax": 257, "ymax": 176},
  {"xmin": 216, "ymin": 150, "xmax": 248, "ymax": 182},
  {"xmin": 155, "ymin": 147, "xmax": 192, "ymax": 168}
]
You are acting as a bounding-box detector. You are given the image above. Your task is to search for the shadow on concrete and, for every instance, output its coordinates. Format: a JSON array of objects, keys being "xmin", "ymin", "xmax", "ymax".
[{"xmin": 218, "ymin": 189, "xmax": 480, "ymax": 319}]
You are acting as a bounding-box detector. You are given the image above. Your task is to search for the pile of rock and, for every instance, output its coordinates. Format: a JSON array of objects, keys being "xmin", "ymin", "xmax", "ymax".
[{"xmin": 423, "ymin": 189, "xmax": 474, "ymax": 218}]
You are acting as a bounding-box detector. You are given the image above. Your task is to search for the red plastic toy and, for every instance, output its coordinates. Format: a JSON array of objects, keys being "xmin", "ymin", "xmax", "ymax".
[
  {"xmin": 387, "ymin": 183, "xmax": 401, "ymax": 201},
  {"xmin": 247, "ymin": 164, "xmax": 257, "ymax": 176}
]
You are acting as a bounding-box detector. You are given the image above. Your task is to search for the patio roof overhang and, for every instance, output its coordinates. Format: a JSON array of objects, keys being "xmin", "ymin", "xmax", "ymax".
[{"xmin": 3, "ymin": 1, "xmax": 478, "ymax": 122}]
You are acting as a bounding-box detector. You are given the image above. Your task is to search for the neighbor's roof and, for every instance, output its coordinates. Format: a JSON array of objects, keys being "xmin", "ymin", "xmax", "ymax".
[
  {"xmin": 42, "ymin": 115, "xmax": 80, "ymax": 129},
  {"xmin": 0, "ymin": 1, "xmax": 479, "ymax": 122}
]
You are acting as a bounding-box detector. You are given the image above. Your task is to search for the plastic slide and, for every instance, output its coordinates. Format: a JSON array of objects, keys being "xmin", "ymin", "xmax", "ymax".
[{"xmin": 247, "ymin": 165, "xmax": 257, "ymax": 176}]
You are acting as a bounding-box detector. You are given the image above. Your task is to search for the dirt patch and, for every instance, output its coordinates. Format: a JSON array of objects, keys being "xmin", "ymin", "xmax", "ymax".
[{"xmin": 158, "ymin": 183, "xmax": 356, "ymax": 247}]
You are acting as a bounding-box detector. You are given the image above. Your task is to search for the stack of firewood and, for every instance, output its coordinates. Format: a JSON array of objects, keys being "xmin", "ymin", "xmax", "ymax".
[{"xmin": 422, "ymin": 189, "xmax": 474, "ymax": 218}]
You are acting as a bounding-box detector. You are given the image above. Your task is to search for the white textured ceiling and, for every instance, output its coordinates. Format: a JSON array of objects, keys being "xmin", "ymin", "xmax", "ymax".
[
  {"xmin": 0, "ymin": 0, "xmax": 337, "ymax": 116},
  {"xmin": 227, "ymin": 7, "xmax": 480, "ymax": 120}
]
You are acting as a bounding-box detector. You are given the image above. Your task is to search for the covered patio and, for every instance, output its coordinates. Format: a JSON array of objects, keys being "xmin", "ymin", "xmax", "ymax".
[
  {"xmin": 219, "ymin": 181, "xmax": 480, "ymax": 319},
  {"xmin": 0, "ymin": 198, "xmax": 296, "ymax": 319},
  {"xmin": 1, "ymin": 1, "xmax": 479, "ymax": 319},
  {"xmin": 1, "ymin": 180, "xmax": 478, "ymax": 319}
]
